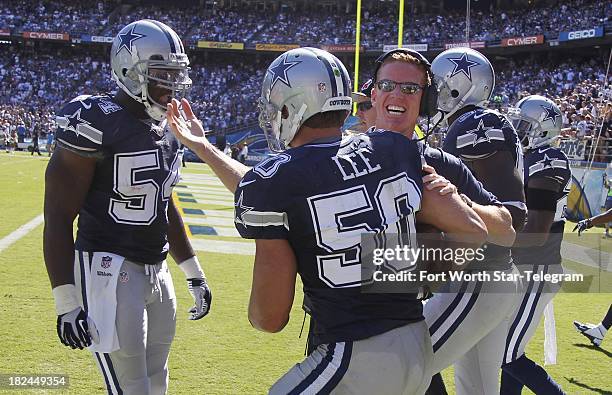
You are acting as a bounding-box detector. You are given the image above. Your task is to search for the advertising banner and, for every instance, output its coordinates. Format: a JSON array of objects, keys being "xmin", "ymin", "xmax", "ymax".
[
  {"xmin": 22, "ymin": 31, "xmax": 69, "ymax": 41},
  {"xmin": 443, "ymin": 41, "xmax": 485, "ymax": 50},
  {"xmin": 559, "ymin": 139, "xmax": 587, "ymax": 160},
  {"xmin": 321, "ymin": 44, "xmax": 364, "ymax": 52},
  {"xmin": 382, "ymin": 43, "xmax": 428, "ymax": 52},
  {"xmin": 558, "ymin": 26, "xmax": 604, "ymax": 41},
  {"xmin": 501, "ymin": 35, "xmax": 544, "ymax": 46},
  {"xmin": 80, "ymin": 35, "xmax": 114, "ymax": 43},
  {"xmin": 197, "ymin": 40, "xmax": 244, "ymax": 50},
  {"xmin": 255, "ymin": 43, "xmax": 299, "ymax": 51}
]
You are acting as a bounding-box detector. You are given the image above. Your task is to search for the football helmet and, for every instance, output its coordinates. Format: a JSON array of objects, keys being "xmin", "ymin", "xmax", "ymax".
[
  {"xmin": 258, "ymin": 47, "xmax": 352, "ymax": 151},
  {"xmin": 431, "ymin": 47, "xmax": 494, "ymax": 124},
  {"xmin": 110, "ymin": 20, "xmax": 191, "ymax": 121},
  {"xmin": 508, "ymin": 95, "xmax": 562, "ymax": 150}
]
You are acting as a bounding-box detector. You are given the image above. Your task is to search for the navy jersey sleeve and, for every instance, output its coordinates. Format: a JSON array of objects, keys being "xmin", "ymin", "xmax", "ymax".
[
  {"xmin": 525, "ymin": 147, "xmax": 571, "ymax": 188},
  {"xmin": 424, "ymin": 146, "xmax": 499, "ymax": 205},
  {"xmin": 55, "ymin": 95, "xmax": 110, "ymax": 156},
  {"xmin": 442, "ymin": 109, "xmax": 520, "ymax": 163},
  {"xmin": 234, "ymin": 160, "xmax": 291, "ymax": 240}
]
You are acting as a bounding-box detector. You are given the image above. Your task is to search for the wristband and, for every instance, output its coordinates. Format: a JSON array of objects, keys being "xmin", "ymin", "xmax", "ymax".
[
  {"xmin": 178, "ymin": 256, "xmax": 205, "ymax": 279},
  {"xmin": 52, "ymin": 284, "xmax": 80, "ymax": 316}
]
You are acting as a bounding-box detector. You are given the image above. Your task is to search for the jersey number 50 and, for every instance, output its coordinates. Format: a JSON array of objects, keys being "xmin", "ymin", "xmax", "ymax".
[{"xmin": 307, "ymin": 172, "xmax": 421, "ymax": 288}]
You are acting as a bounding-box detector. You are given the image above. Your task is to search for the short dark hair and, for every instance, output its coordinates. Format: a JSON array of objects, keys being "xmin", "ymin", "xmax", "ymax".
[
  {"xmin": 376, "ymin": 52, "xmax": 431, "ymax": 87},
  {"xmin": 303, "ymin": 110, "xmax": 348, "ymax": 128}
]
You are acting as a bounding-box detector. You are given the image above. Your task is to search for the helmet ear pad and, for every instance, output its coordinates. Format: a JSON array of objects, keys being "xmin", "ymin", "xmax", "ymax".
[{"xmin": 373, "ymin": 48, "xmax": 438, "ymax": 118}]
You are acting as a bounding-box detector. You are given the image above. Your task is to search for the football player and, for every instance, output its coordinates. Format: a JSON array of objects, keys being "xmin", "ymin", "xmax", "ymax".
[
  {"xmin": 501, "ymin": 95, "xmax": 571, "ymax": 394},
  {"xmin": 423, "ymin": 47, "xmax": 527, "ymax": 395},
  {"xmin": 43, "ymin": 20, "xmax": 211, "ymax": 395},
  {"xmin": 167, "ymin": 47, "xmax": 489, "ymax": 394}
]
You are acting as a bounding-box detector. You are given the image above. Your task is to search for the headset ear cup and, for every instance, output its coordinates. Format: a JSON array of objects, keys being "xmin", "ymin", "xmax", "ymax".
[
  {"xmin": 419, "ymin": 83, "xmax": 439, "ymax": 117},
  {"xmin": 426, "ymin": 85, "xmax": 439, "ymax": 117}
]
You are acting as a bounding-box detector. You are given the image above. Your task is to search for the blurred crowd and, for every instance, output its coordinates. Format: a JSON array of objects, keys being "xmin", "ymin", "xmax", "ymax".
[
  {"xmin": 1, "ymin": 44, "xmax": 609, "ymax": 157},
  {"xmin": 0, "ymin": 0, "xmax": 609, "ymax": 47},
  {"xmin": 0, "ymin": 0, "xmax": 610, "ymax": 161}
]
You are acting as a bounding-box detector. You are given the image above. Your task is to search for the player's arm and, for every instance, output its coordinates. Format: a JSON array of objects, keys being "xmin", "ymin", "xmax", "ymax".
[
  {"xmin": 43, "ymin": 147, "xmax": 95, "ymax": 288},
  {"xmin": 466, "ymin": 150, "xmax": 527, "ymax": 232},
  {"xmin": 43, "ymin": 146, "xmax": 98, "ymax": 349},
  {"xmin": 166, "ymin": 98, "xmax": 248, "ymax": 193},
  {"xmin": 513, "ymin": 177, "xmax": 561, "ymax": 246},
  {"xmin": 168, "ymin": 198, "xmax": 212, "ymax": 320},
  {"xmin": 248, "ymin": 239, "xmax": 298, "ymax": 333},
  {"xmin": 587, "ymin": 208, "xmax": 612, "ymax": 227},
  {"xmin": 168, "ymin": 198, "xmax": 195, "ymax": 262}
]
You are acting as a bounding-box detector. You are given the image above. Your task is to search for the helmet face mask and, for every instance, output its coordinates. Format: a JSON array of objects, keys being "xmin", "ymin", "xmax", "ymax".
[
  {"xmin": 111, "ymin": 20, "xmax": 192, "ymax": 121},
  {"xmin": 431, "ymin": 47, "xmax": 494, "ymax": 123},
  {"xmin": 508, "ymin": 95, "xmax": 562, "ymax": 150},
  {"xmin": 258, "ymin": 97, "xmax": 285, "ymax": 152},
  {"xmin": 258, "ymin": 47, "xmax": 352, "ymax": 152}
]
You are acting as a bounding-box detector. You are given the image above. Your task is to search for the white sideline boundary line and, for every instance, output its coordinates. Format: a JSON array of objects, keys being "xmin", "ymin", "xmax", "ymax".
[
  {"xmin": 190, "ymin": 239, "xmax": 254, "ymax": 255},
  {"xmin": 0, "ymin": 214, "xmax": 44, "ymax": 253}
]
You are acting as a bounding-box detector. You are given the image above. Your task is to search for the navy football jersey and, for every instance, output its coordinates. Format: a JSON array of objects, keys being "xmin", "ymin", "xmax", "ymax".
[
  {"xmin": 419, "ymin": 143, "xmax": 500, "ymax": 206},
  {"xmin": 55, "ymin": 94, "xmax": 183, "ymax": 264},
  {"xmin": 442, "ymin": 107, "xmax": 524, "ymax": 270},
  {"xmin": 513, "ymin": 146, "xmax": 571, "ymax": 266},
  {"xmin": 235, "ymin": 130, "xmax": 424, "ymax": 346}
]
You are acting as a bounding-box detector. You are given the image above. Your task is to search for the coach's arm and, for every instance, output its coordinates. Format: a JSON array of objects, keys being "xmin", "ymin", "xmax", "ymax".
[
  {"xmin": 417, "ymin": 177, "xmax": 489, "ymax": 246},
  {"xmin": 166, "ymin": 98, "xmax": 249, "ymax": 193},
  {"xmin": 248, "ymin": 239, "xmax": 298, "ymax": 333}
]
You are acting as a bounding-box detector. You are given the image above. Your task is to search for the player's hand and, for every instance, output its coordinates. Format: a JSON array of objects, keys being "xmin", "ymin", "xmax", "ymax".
[
  {"xmin": 166, "ymin": 98, "xmax": 206, "ymax": 149},
  {"xmin": 573, "ymin": 218, "xmax": 593, "ymax": 236},
  {"xmin": 422, "ymin": 166, "xmax": 456, "ymax": 196},
  {"xmin": 56, "ymin": 307, "xmax": 99, "ymax": 349},
  {"xmin": 186, "ymin": 278, "xmax": 212, "ymax": 320}
]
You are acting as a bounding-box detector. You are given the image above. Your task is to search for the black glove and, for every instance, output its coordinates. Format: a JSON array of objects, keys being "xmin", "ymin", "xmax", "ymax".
[
  {"xmin": 187, "ymin": 278, "xmax": 213, "ymax": 320},
  {"xmin": 56, "ymin": 307, "xmax": 98, "ymax": 349},
  {"xmin": 573, "ymin": 218, "xmax": 593, "ymax": 236}
]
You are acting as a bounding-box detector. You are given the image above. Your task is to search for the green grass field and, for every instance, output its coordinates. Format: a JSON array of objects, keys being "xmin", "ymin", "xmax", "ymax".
[{"xmin": 0, "ymin": 152, "xmax": 610, "ymax": 394}]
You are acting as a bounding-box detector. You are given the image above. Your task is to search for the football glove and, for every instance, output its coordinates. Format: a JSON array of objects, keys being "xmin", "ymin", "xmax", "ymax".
[
  {"xmin": 57, "ymin": 307, "xmax": 99, "ymax": 349},
  {"xmin": 52, "ymin": 284, "xmax": 99, "ymax": 349},
  {"xmin": 187, "ymin": 278, "xmax": 213, "ymax": 320},
  {"xmin": 179, "ymin": 256, "xmax": 212, "ymax": 320},
  {"xmin": 573, "ymin": 218, "xmax": 593, "ymax": 236}
]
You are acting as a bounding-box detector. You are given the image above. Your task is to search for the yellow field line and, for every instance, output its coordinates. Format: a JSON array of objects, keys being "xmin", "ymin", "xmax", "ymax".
[{"xmin": 173, "ymin": 191, "xmax": 193, "ymax": 238}]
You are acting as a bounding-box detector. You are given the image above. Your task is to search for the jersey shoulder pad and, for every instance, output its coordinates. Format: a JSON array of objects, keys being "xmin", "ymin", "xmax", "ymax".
[
  {"xmin": 525, "ymin": 147, "xmax": 571, "ymax": 184},
  {"xmin": 444, "ymin": 108, "xmax": 516, "ymax": 161},
  {"xmin": 55, "ymin": 95, "xmax": 123, "ymax": 154},
  {"xmin": 235, "ymin": 160, "xmax": 291, "ymax": 239}
]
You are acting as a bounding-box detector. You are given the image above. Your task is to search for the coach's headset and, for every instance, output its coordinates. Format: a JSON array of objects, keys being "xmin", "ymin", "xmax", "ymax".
[{"xmin": 372, "ymin": 48, "xmax": 439, "ymax": 118}]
